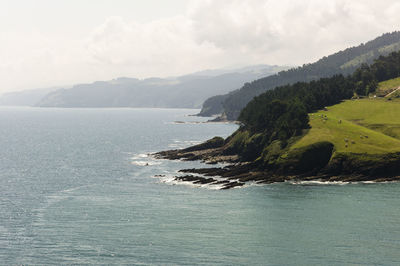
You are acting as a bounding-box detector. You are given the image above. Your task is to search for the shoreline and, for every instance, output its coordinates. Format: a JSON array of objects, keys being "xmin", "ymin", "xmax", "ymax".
[{"xmin": 154, "ymin": 140, "xmax": 400, "ymax": 190}]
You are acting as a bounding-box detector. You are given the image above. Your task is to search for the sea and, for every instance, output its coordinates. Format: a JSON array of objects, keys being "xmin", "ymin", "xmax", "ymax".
[{"xmin": 1, "ymin": 107, "xmax": 400, "ymax": 265}]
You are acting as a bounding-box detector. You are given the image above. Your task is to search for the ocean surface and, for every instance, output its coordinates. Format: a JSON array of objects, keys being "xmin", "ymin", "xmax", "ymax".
[{"xmin": 1, "ymin": 107, "xmax": 400, "ymax": 265}]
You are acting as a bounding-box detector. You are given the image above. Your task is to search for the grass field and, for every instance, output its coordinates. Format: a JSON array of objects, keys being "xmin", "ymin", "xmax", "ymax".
[
  {"xmin": 377, "ymin": 77, "xmax": 400, "ymax": 94},
  {"xmin": 291, "ymin": 98, "xmax": 400, "ymax": 154}
]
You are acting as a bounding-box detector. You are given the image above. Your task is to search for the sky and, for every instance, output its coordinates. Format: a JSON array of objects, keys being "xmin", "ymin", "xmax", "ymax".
[{"xmin": 1, "ymin": 0, "xmax": 400, "ymax": 93}]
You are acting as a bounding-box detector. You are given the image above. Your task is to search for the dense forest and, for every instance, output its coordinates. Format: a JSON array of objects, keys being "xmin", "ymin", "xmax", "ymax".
[
  {"xmin": 199, "ymin": 31, "xmax": 400, "ymax": 119},
  {"xmin": 228, "ymin": 51, "xmax": 400, "ymax": 162}
]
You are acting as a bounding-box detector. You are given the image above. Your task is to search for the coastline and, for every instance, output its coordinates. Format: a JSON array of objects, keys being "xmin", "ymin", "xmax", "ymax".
[{"xmin": 154, "ymin": 138, "xmax": 400, "ymax": 190}]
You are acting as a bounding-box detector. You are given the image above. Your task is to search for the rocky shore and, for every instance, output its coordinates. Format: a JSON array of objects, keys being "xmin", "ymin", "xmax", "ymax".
[{"xmin": 154, "ymin": 137, "xmax": 400, "ymax": 190}]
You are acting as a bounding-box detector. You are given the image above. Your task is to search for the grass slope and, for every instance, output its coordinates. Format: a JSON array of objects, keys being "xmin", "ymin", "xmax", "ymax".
[
  {"xmin": 291, "ymin": 98, "xmax": 400, "ymax": 154},
  {"xmin": 377, "ymin": 78, "xmax": 400, "ymax": 98},
  {"xmin": 377, "ymin": 77, "xmax": 400, "ymax": 96}
]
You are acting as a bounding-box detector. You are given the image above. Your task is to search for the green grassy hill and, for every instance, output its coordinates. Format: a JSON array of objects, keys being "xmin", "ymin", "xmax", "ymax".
[
  {"xmin": 377, "ymin": 77, "xmax": 400, "ymax": 96},
  {"xmin": 291, "ymin": 98, "xmax": 400, "ymax": 155},
  {"xmin": 170, "ymin": 53, "xmax": 400, "ymax": 182}
]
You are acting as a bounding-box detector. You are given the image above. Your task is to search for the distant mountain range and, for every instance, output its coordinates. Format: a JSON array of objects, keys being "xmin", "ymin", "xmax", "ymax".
[
  {"xmin": 0, "ymin": 65, "xmax": 288, "ymax": 109},
  {"xmin": 199, "ymin": 31, "xmax": 400, "ymax": 119},
  {"xmin": 0, "ymin": 87, "xmax": 60, "ymax": 107}
]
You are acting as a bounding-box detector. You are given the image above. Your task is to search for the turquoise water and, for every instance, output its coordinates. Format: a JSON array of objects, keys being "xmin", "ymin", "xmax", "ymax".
[{"xmin": 1, "ymin": 107, "xmax": 400, "ymax": 265}]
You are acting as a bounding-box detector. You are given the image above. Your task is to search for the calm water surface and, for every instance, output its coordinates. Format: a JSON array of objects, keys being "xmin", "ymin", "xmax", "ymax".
[{"xmin": 1, "ymin": 107, "xmax": 400, "ymax": 265}]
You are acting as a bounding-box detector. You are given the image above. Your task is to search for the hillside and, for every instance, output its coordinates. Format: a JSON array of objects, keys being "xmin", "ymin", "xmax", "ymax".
[
  {"xmin": 199, "ymin": 31, "xmax": 400, "ymax": 119},
  {"xmin": 376, "ymin": 77, "xmax": 400, "ymax": 97},
  {"xmin": 34, "ymin": 65, "xmax": 286, "ymax": 109},
  {"xmin": 0, "ymin": 87, "xmax": 59, "ymax": 106},
  {"xmin": 156, "ymin": 51, "xmax": 400, "ymax": 189},
  {"xmin": 292, "ymin": 99, "xmax": 400, "ymax": 154},
  {"xmin": 156, "ymin": 98, "xmax": 400, "ymax": 189}
]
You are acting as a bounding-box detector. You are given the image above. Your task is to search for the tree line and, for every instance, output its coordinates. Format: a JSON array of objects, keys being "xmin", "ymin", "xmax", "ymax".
[
  {"xmin": 235, "ymin": 51, "xmax": 400, "ymax": 159},
  {"xmin": 200, "ymin": 31, "xmax": 400, "ymax": 120}
]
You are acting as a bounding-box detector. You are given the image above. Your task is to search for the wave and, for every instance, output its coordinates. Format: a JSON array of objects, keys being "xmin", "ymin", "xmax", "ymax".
[
  {"xmin": 288, "ymin": 180, "xmax": 350, "ymax": 186},
  {"xmin": 288, "ymin": 180, "xmax": 399, "ymax": 186},
  {"xmin": 130, "ymin": 153, "xmax": 149, "ymax": 160},
  {"xmin": 170, "ymin": 121, "xmax": 203, "ymax": 125},
  {"xmin": 361, "ymin": 180, "xmax": 399, "ymax": 184},
  {"xmin": 152, "ymin": 174, "xmax": 226, "ymax": 190},
  {"xmin": 151, "ymin": 174, "xmax": 252, "ymax": 190},
  {"xmin": 167, "ymin": 121, "xmax": 235, "ymax": 125}
]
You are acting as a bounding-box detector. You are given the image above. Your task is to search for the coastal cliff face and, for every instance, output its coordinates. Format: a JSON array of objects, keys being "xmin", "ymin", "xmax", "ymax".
[
  {"xmin": 155, "ymin": 132, "xmax": 400, "ymax": 189},
  {"xmin": 155, "ymin": 51, "xmax": 400, "ymax": 189}
]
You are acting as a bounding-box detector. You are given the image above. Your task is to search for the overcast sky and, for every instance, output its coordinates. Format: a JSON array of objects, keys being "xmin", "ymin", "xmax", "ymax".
[{"xmin": 1, "ymin": 0, "xmax": 400, "ymax": 93}]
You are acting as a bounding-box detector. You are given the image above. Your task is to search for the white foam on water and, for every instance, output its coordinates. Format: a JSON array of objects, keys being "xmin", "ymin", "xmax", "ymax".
[
  {"xmin": 361, "ymin": 180, "xmax": 398, "ymax": 184},
  {"xmin": 288, "ymin": 180, "xmax": 400, "ymax": 186},
  {"xmin": 130, "ymin": 153, "xmax": 149, "ymax": 160},
  {"xmin": 288, "ymin": 180, "xmax": 350, "ymax": 186},
  {"xmin": 246, "ymin": 181, "xmax": 269, "ymax": 187},
  {"xmin": 152, "ymin": 174, "xmax": 228, "ymax": 190},
  {"xmin": 168, "ymin": 144, "xmax": 182, "ymax": 148},
  {"xmin": 167, "ymin": 121, "xmax": 235, "ymax": 125},
  {"xmin": 167, "ymin": 121, "xmax": 204, "ymax": 125}
]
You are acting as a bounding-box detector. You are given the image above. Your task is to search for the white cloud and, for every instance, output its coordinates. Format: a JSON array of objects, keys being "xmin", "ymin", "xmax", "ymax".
[
  {"xmin": 84, "ymin": 16, "xmax": 221, "ymax": 77},
  {"xmin": 188, "ymin": 0, "xmax": 400, "ymax": 64},
  {"xmin": 1, "ymin": 0, "xmax": 400, "ymax": 92}
]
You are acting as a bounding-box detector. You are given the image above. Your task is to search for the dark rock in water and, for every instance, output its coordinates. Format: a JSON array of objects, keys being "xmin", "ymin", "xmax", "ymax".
[
  {"xmin": 213, "ymin": 180, "xmax": 230, "ymax": 185},
  {"xmin": 179, "ymin": 167, "xmax": 228, "ymax": 176},
  {"xmin": 221, "ymin": 181, "xmax": 245, "ymax": 190},
  {"xmin": 175, "ymin": 175, "xmax": 217, "ymax": 184},
  {"xmin": 175, "ymin": 175, "xmax": 200, "ymax": 182},
  {"xmin": 153, "ymin": 136, "xmax": 239, "ymax": 164},
  {"xmin": 193, "ymin": 178, "xmax": 216, "ymax": 184},
  {"xmin": 173, "ymin": 174, "xmax": 247, "ymax": 189},
  {"xmin": 155, "ymin": 128, "xmax": 400, "ymax": 189}
]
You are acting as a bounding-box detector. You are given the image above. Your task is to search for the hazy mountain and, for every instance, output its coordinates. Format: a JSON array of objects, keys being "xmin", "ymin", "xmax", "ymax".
[
  {"xmin": 188, "ymin": 65, "xmax": 288, "ymax": 77},
  {"xmin": 0, "ymin": 87, "xmax": 59, "ymax": 106},
  {"xmin": 34, "ymin": 65, "xmax": 288, "ymax": 109},
  {"xmin": 199, "ymin": 31, "xmax": 400, "ymax": 119}
]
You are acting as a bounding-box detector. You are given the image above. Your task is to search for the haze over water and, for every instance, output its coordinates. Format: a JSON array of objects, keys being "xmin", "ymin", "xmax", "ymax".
[{"xmin": 1, "ymin": 107, "xmax": 400, "ymax": 265}]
